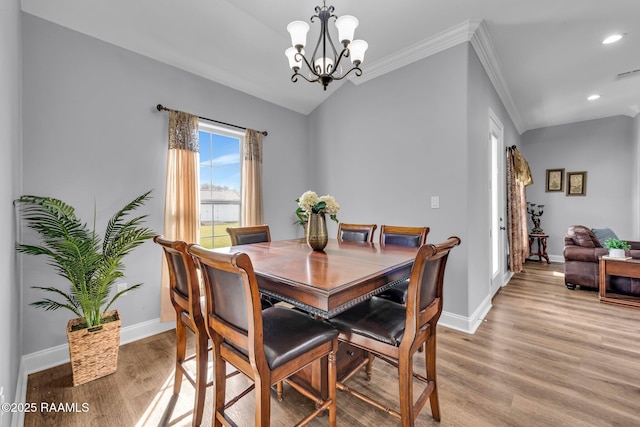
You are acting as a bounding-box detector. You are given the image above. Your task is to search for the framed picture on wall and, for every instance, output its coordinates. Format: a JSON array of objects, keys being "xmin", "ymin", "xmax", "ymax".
[
  {"xmin": 566, "ymin": 171, "xmax": 587, "ymax": 196},
  {"xmin": 545, "ymin": 168, "xmax": 564, "ymax": 192}
]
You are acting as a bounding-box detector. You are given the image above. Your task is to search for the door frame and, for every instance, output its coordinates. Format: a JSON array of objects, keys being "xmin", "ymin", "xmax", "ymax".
[{"xmin": 489, "ymin": 108, "xmax": 506, "ymax": 297}]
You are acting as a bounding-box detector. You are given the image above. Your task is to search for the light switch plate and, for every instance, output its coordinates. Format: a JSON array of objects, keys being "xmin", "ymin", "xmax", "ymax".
[{"xmin": 431, "ymin": 196, "xmax": 440, "ymax": 209}]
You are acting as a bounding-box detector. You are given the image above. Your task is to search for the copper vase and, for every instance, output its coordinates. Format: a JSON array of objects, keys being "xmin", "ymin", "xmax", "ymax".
[{"xmin": 306, "ymin": 213, "xmax": 328, "ymax": 251}]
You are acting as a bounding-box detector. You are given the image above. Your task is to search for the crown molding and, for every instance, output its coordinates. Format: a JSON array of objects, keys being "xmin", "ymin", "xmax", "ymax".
[
  {"xmin": 352, "ymin": 20, "xmax": 481, "ymax": 85},
  {"xmin": 470, "ymin": 21, "xmax": 525, "ymax": 133},
  {"xmin": 352, "ymin": 19, "xmax": 525, "ymax": 134}
]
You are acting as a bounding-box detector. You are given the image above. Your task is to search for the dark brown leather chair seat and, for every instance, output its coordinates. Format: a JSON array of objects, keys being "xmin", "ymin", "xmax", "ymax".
[
  {"xmin": 262, "ymin": 307, "xmax": 338, "ymax": 369},
  {"xmin": 329, "ymin": 296, "xmax": 405, "ymax": 346},
  {"xmin": 379, "ymin": 280, "xmax": 409, "ymax": 305}
]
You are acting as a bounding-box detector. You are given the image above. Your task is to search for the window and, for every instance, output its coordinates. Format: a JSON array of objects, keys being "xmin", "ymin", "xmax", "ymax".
[{"xmin": 199, "ymin": 122, "xmax": 243, "ymax": 248}]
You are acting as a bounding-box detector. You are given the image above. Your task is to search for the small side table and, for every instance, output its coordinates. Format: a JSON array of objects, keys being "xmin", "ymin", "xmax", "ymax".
[{"xmin": 528, "ymin": 233, "xmax": 550, "ymax": 263}]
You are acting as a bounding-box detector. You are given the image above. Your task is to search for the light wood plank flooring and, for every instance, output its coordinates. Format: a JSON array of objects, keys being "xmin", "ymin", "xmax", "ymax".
[{"xmin": 25, "ymin": 262, "xmax": 640, "ymax": 426}]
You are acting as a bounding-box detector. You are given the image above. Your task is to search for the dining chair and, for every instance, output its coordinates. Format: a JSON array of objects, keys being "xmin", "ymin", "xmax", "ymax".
[
  {"xmin": 226, "ymin": 224, "xmax": 271, "ymax": 246},
  {"xmin": 226, "ymin": 225, "xmax": 274, "ymax": 310},
  {"xmin": 377, "ymin": 225, "xmax": 430, "ymax": 305},
  {"xmin": 154, "ymin": 235, "xmax": 210, "ymax": 427},
  {"xmin": 329, "ymin": 236, "xmax": 461, "ymax": 426},
  {"xmin": 187, "ymin": 244, "xmax": 339, "ymax": 427},
  {"xmin": 337, "ymin": 223, "xmax": 377, "ymax": 243}
]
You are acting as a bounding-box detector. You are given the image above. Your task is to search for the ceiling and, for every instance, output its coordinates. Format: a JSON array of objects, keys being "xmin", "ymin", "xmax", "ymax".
[{"xmin": 21, "ymin": 0, "xmax": 640, "ymax": 133}]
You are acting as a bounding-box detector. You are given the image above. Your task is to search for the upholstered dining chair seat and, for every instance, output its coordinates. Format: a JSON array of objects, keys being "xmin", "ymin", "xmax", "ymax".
[
  {"xmin": 261, "ymin": 307, "xmax": 338, "ymax": 369},
  {"xmin": 227, "ymin": 307, "xmax": 338, "ymax": 370},
  {"xmin": 379, "ymin": 279, "xmax": 409, "ymax": 305},
  {"xmin": 329, "ymin": 297, "xmax": 406, "ymax": 347}
]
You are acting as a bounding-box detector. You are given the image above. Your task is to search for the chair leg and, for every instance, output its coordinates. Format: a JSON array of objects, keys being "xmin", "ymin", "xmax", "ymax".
[
  {"xmin": 192, "ymin": 330, "xmax": 209, "ymax": 426},
  {"xmin": 276, "ymin": 381, "xmax": 283, "ymax": 401},
  {"xmin": 213, "ymin": 349, "xmax": 226, "ymax": 427},
  {"xmin": 365, "ymin": 352, "xmax": 375, "ymax": 381},
  {"xmin": 425, "ymin": 336, "xmax": 440, "ymax": 421},
  {"xmin": 398, "ymin": 355, "xmax": 415, "ymax": 427},
  {"xmin": 328, "ymin": 343, "xmax": 338, "ymax": 427},
  {"xmin": 255, "ymin": 378, "xmax": 271, "ymax": 427},
  {"xmin": 174, "ymin": 320, "xmax": 187, "ymax": 395}
]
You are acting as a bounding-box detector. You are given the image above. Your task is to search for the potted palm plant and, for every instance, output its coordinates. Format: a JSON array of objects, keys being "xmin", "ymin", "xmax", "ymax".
[{"xmin": 15, "ymin": 191, "xmax": 155, "ymax": 385}]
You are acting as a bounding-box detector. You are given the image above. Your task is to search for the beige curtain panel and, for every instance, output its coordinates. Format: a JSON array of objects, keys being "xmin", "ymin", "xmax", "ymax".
[
  {"xmin": 506, "ymin": 146, "xmax": 532, "ymax": 273},
  {"xmin": 241, "ymin": 129, "xmax": 264, "ymax": 226},
  {"xmin": 160, "ymin": 111, "xmax": 200, "ymax": 322}
]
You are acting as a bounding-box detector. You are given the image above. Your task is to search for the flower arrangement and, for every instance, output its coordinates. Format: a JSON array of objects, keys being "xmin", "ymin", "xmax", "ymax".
[{"xmin": 295, "ymin": 191, "xmax": 340, "ymax": 225}]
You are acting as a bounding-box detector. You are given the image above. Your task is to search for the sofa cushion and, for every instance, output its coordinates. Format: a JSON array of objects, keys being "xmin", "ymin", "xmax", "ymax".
[
  {"xmin": 591, "ymin": 228, "xmax": 618, "ymax": 247},
  {"xmin": 568, "ymin": 226, "xmax": 599, "ymax": 248}
]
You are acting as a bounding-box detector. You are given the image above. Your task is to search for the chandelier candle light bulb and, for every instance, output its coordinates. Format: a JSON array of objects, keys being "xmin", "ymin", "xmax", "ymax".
[{"xmin": 285, "ymin": 1, "xmax": 368, "ymax": 90}]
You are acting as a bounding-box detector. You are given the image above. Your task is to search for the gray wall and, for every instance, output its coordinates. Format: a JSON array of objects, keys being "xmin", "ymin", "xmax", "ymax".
[
  {"xmin": 0, "ymin": 0, "xmax": 22, "ymax": 413},
  {"xmin": 521, "ymin": 116, "xmax": 636, "ymax": 257},
  {"xmin": 466, "ymin": 46, "xmax": 521, "ymax": 314},
  {"xmin": 308, "ymin": 43, "xmax": 520, "ymax": 319},
  {"xmin": 21, "ymin": 14, "xmax": 309, "ymax": 354}
]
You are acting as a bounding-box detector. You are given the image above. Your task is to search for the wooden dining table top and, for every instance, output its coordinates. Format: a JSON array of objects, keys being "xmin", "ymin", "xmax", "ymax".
[{"xmin": 212, "ymin": 238, "xmax": 419, "ymax": 318}]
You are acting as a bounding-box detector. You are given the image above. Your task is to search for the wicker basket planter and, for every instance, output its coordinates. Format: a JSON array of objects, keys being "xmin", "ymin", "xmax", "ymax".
[{"xmin": 66, "ymin": 310, "xmax": 121, "ymax": 386}]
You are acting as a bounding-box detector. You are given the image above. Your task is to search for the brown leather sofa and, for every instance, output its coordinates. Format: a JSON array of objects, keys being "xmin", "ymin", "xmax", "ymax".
[{"xmin": 563, "ymin": 225, "xmax": 640, "ymax": 293}]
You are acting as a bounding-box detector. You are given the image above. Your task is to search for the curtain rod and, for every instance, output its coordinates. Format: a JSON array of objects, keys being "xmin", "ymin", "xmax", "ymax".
[{"xmin": 156, "ymin": 104, "xmax": 268, "ymax": 136}]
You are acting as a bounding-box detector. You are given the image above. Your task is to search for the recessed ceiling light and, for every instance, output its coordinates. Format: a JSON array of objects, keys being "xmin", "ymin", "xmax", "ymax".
[
  {"xmin": 587, "ymin": 94, "xmax": 601, "ymax": 101},
  {"xmin": 603, "ymin": 33, "xmax": 625, "ymax": 44}
]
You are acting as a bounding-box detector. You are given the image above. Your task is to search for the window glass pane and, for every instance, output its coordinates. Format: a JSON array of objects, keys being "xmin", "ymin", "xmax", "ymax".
[
  {"xmin": 210, "ymin": 133, "xmax": 241, "ymax": 201},
  {"xmin": 199, "ymin": 124, "xmax": 242, "ymax": 248}
]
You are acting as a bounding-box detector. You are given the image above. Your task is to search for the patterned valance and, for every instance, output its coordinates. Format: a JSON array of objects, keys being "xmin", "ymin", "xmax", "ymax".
[
  {"xmin": 244, "ymin": 129, "xmax": 263, "ymax": 163},
  {"xmin": 168, "ymin": 111, "xmax": 199, "ymax": 152},
  {"xmin": 509, "ymin": 146, "xmax": 533, "ymax": 186}
]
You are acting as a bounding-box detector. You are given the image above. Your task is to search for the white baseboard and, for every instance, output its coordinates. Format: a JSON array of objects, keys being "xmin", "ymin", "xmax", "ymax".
[
  {"xmin": 438, "ymin": 293, "xmax": 492, "ymax": 334},
  {"xmin": 13, "ymin": 318, "xmax": 175, "ymax": 427},
  {"xmin": 549, "ymin": 254, "xmax": 564, "ymax": 263}
]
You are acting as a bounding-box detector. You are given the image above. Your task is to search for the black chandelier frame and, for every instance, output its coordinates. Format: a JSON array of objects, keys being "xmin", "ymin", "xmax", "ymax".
[{"xmin": 290, "ymin": 3, "xmax": 363, "ymax": 90}]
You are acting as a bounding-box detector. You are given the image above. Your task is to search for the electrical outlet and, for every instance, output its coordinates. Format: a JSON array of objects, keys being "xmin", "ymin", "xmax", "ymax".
[{"xmin": 117, "ymin": 282, "xmax": 128, "ymax": 296}]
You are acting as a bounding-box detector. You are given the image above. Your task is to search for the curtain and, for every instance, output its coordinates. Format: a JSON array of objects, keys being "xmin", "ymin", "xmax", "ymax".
[
  {"xmin": 160, "ymin": 111, "xmax": 200, "ymax": 322},
  {"xmin": 241, "ymin": 129, "xmax": 264, "ymax": 226},
  {"xmin": 506, "ymin": 146, "xmax": 532, "ymax": 273}
]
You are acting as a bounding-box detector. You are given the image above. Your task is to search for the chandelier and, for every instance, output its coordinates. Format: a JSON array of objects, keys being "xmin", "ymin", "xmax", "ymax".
[{"xmin": 285, "ymin": 2, "xmax": 368, "ymax": 90}]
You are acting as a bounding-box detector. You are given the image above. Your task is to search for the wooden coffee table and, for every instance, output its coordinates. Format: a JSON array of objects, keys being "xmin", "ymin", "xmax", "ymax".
[{"xmin": 598, "ymin": 257, "xmax": 640, "ymax": 309}]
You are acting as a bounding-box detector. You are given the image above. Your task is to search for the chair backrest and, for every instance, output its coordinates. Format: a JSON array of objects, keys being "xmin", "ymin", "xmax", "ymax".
[
  {"xmin": 226, "ymin": 225, "xmax": 271, "ymax": 246},
  {"xmin": 187, "ymin": 244, "xmax": 263, "ymax": 357},
  {"xmin": 337, "ymin": 223, "xmax": 377, "ymax": 243},
  {"xmin": 379, "ymin": 225, "xmax": 429, "ymax": 247},
  {"xmin": 154, "ymin": 235, "xmax": 202, "ymax": 319},
  {"xmin": 403, "ymin": 236, "xmax": 461, "ymax": 343}
]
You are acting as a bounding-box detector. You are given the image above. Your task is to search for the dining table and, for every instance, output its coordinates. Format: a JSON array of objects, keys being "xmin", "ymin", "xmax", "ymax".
[{"xmin": 212, "ymin": 237, "xmax": 420, "ymax": 397}]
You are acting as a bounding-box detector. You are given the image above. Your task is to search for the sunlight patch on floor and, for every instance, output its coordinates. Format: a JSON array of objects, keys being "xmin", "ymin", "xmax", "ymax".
[{"xmin": 135, "ymin": 370, "xmax": 186, "ymax": 427}]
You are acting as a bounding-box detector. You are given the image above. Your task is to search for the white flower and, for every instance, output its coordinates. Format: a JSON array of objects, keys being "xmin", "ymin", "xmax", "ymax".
[
  {"xmin": 295, "ymin": 190, "xmax": 340, "ymax": 224},
  {"xmin": 319, "ymin": 195, "xmax": 340, "ymax": 215},
  {"xmin": 298, "ymin": 191, "xmax": 318, "ymax": 213}
]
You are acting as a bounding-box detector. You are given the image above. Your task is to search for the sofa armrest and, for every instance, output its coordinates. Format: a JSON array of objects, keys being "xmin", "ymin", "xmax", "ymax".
[
  {"xmin": 628, "ymin": 241, "xmax": 640, "ymax": 250},
  {"xmin": 564, "ymin": 246, "xmax": 607, "ymax": 263}
]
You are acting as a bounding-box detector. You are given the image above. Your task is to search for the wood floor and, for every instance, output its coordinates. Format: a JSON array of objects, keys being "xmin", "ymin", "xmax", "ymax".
[{"xmin": 25, "ymin": 262, "xmax": 640, "ymax": 426}]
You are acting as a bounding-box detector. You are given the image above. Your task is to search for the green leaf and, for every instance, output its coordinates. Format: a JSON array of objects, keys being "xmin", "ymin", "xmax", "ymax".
[{"xmin": 16, "ymin": 191, "xmax": 154, "ymax": 323}]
